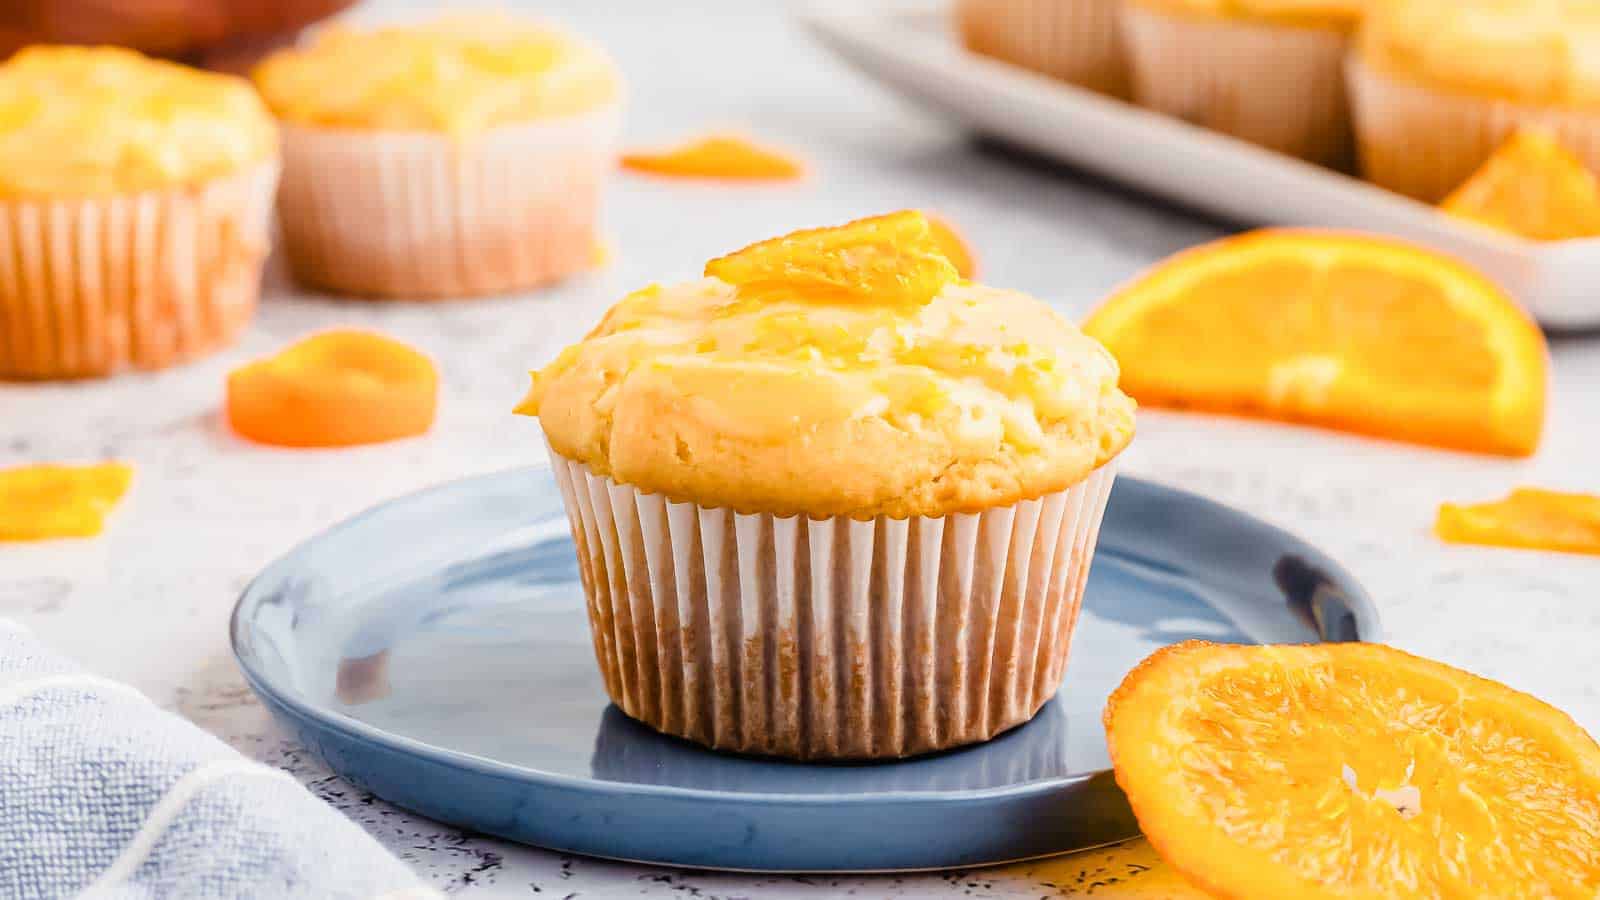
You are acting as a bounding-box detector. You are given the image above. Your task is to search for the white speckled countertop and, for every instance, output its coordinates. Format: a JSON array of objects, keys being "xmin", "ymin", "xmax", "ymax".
[{"xmin": 4, "ymin": 1, "xmax": 1600, "ymax": 896}]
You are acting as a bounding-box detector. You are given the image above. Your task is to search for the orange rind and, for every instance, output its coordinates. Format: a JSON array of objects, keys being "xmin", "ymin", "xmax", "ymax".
[
  {"xmin": 1436, "ymin": 487, "xmax": 1600, "ymax": 556},
  {"xmin": 621, "ymin": 134, "xmax": 804, "ymax": 181}
]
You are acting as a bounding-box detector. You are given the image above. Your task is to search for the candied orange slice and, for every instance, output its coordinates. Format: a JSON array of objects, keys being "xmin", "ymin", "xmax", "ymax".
[
  {"xmin": 1082, "ymin": 230, "xmax": 1547, "ymax": 456},
  {"xmin": 226, "ymin": 330, "xmax": 438, "ymax": 448},
  {"xmin": 1106, "ymin": 640, "xmax": 1600, "ymax": 899},
  {"xmin": 0, "ymin": 462, "xmax": 132, "ymax": 541},
  {"xmin": 924, "ymin": 212, "xmax": 978, "ymax": 279},
  {"xmin": 1441, "ymin": 129, "xmax": 1600, "ymax": 241},
  {"xmin": 705, "ymin": 211, "xmax": 959, "ymax": 305},
  {"xmin": 620, "ymin": 134, "xmax": 804, "ymax": 181},
  {"xmin": 1436, "ymin": 487, "xmax": 1600, "ymax": 556}
]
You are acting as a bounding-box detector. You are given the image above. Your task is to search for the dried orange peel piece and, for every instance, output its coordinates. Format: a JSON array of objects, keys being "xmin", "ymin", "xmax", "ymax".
[
  {"xmin": 621, "ymin": 134, "xmax": 805, "ymax": 181},
  {"xmin": 0, "ymin": 462, "xmax": 133, "ymax": 541},
  {"xmin": 1083, "ymin": 229, "xmax": 1548, "ymax": 456},
  {"xmin": 226, "ymin": 330, "xmax": 438, "ymax": 448},
  {"xmin": 705, "ymin": 210, "xmax": 959, "ymax": 305},
  {"xmin": 1441, "ymin": 129, "xmax": 1600, "ymax": 241},
  {"xmin": 1436, "ymin": 487, "xmax": 1600, "ymax": 556},
  {"xmin": 923, "ymin": 212, "xmax": 978, "ymax": 279},
  {"xmin": 1107, "ymin": 640, "xmax": 1600, "ymax": 899}
]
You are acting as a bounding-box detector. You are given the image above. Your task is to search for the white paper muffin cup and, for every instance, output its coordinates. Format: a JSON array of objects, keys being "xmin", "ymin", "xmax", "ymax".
[
  {"xmin": 547, "ymin": 447, "xmax": 1118, "ymax": 761},
  {"xmin": 275, "ymin": 105, "xmax": 621, "ymax": 299},
  {"xmin": 1123, "ymin": 5, "xmax": 1353, "ymax": 167},
  {"xmin": 1348, "ymin": 58, "xmax": 1600, "ymax": 203},
  {"xmin": 957, "ymin": 0, "xmax": 1128, "ymax": 97},
  {"xmin": 0, "ymin": 163, "xmax": 278, "ymax": 380}
]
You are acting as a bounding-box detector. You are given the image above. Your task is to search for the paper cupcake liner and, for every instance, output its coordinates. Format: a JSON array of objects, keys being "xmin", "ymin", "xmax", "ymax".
[
  {"xmin": 1123, "ymin": 6, "xmax": 1353, "ymax": 167},
  {"xmin": 547, "ymin": 447, "xmax": 1118, "ymax": 761},
  {"xmin": 0, "ymin": 163, "xmax": 278, "ymax": 380},
  {"xmin": 957, "ymin": 0, "xmax": 1128, "ymax": 97},
  {"xmin": 275, "ymin": 105, "xmax": 621, "ymax": 299},
  {"xmin": 1348, "ymin": 59, "xmax": 1600, "ymax": 203}
]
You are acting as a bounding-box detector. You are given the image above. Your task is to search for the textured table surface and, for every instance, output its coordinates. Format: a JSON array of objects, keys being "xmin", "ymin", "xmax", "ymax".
[{"xmin": 5, "ymin": 1, "xmax": 1600, "ymax": 896}]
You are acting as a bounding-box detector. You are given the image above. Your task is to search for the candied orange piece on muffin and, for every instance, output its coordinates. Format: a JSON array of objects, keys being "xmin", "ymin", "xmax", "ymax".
[
  {"xmin": 1083, "ymin": 229, "xmax": 1548, "ymax": 456},
  {"xmin": 1441, "ymin": 129, "xmax": 1600, "ymax": 241},
  {"xmin": 0, "ymin": 462, "xmax": 133, "ymax": 541},
  {"xmin": 1106, "ymin": 640, "xmax": 1600, "ymax": 899},
  {"xmin": 705, "ymin": 210, "xmax": 959, "ymax": 305},
  {"xmin": 621, "ymin": 134, "xmax": 804, "ymax": 181},
  {"xmin": 226, "ymin": 330, "xmax": 438, "ymax": 448},
  {"xmin": 1436, "ymin": 487, "xmax": 1600, "ymax": 556},
  {"xmin": 923, "ymin": 212, "xmax": 978, "ymax": 279}
]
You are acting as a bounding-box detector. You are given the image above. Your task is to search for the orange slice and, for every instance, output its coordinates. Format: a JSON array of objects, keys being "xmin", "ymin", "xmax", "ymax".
[
  {"xmin": 620, "ymin": 134, "xmax": 804, "ymax": 181},
  {"xmin": 1441, "ymin": 129, "xmax": 1600, "ymax": 241},
  {"xmin": 0, "ymin": 462, "xmax": 133, "ymax": 541},
  {"xmin": 705, "ymin": 210, "xmax": 959, "ymax": 305},
  {"xmin": 1106, "ymin": 640, "xmax": 1600, "ymax": 899},
  {"xmin": 1436, "ymin": 487, "xmax": 1600, "ymax": 556},
  {"xmin": 226, "ymin": 330, "xmax": 438, "ymax": 448},
  {"xmin": 1082, "ymin": 230, "xmax": 1547, "ymax": 456},
  {"xmin": 924, "ymin": 212, "xmax": 978, "ymax": 279}
]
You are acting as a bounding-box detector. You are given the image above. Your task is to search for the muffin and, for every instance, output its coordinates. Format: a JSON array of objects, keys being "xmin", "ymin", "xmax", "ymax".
[
  {"xmin": 1122, "ymin": 0, "xmax": 1368, "ymax": 166},
  {"xmin": 516, "ymin": 212, "xmax": 1135, "ymax": 760},
  {"xmin": 1350, "ymin": 0, "xmax": 1600, "ymax": 202},
  {"xmin": 253, "ymin": 13, "xmax": 622, "ymax": 299},
  {"xmin": 0, "ymin": 46, "xmax": 278, "ymax": 379},
  {"xmin": 957, "ymin": 0, "xmax": 1129, "ymax": 97}
]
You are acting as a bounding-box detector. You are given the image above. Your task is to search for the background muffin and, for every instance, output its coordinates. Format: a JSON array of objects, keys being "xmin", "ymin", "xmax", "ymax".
[
  {"xmin": 253, "ymin": 13, "xmax": 622, "ymax": 299},
  {"xmin": 1122, "ymin": 0, "xmax": 1368, "ymax": 166},
  {"xmin": 957, "ymin": 0, "xmax": 1129, "ymax": 97},
  {"xmin": 0, "ymin": 46, "xmax": 278, "ymax": 379},
  {"xmin": 517, "ymin": 212, "xmax": 1135, "ymax": 760},
  {"xmin": 1350, "ymin": 0, "xmax": 1600, "ymax": 202}
]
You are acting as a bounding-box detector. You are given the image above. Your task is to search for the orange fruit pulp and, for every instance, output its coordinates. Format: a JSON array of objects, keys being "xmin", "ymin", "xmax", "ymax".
[
  {"xmin": 1441, "ymin": 129, "xmax": 1600, "ymax": 242},
  {"xmin": 1437, "ymin": 487, "xmax": 1600, "ymax": 556},
  {"xmin": 923, "ymin": 212, "xmax": 978, "ymax": 279},
  {"xmin": 226, "ymin": 330, "xmax": 438, "ymax": 448},
  {"xmin": 620, "ymin": 134, "xmax": 804, "ymax": 181},
  {"xmin": 1107, "ymin": 641, "xmax": 1600, "ymax": 899},
  {"xmin": 704, "ymin": 210, "xmax": 959, "ymax": 306},
  {"xmin": 0, "ymin": 462, "xmax": 133, "ymax": 541},
  {"xmin": 1082, "ymin": 229, "xmax": 1547, "ymax": 456}
]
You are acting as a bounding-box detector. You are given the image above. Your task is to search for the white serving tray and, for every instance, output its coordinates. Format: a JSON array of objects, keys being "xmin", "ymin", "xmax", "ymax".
[{"xmin": 800, "ymin": 0, "xmax": 1600, "ymax": 329}]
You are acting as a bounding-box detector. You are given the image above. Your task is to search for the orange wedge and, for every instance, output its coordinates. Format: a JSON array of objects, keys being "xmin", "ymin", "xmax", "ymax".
[
  {"xmin": 1106, "ymin": 641, "xmax": 1600, "ymax": 899},
  {"xmin": 705, "ymin": 210, "xmax": 959, "ymax": 305},
  {"xmin": 1436, "ymin": 487, "xmax": 1600, "ymax": 556},
  {"xmin": 227, "ymin": 330, "xmax": 438, "ymax": 448},
  {"xmin": 1441, "ymin": 129, "xmax": 1600, "ymax": 241},
  {"xmin": 1082, "ymin": 230, "xmax": 1547, "ymax": 456},
  {"xmin": 0, "ymin": 462, "xmax": 133, "ymax": 541},
  {"xmin": 620, "ymin": 134, "xmax": 804, "ymax": 181}
]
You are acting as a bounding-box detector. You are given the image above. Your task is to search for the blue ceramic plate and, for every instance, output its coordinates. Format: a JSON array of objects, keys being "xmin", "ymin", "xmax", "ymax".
[{"xmin": 232, "ymin": 467, "xmax": 1380, "ymax": 873}]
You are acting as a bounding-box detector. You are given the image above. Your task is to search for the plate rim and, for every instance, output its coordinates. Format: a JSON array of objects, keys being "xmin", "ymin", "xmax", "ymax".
[{"xmin": 231, "ymin": 464, "xmax": 1382, "ymax": 808}]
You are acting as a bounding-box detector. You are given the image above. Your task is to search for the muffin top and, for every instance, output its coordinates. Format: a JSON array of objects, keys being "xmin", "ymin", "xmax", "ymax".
[
  {"xmin": 1360, "ymin": 0, "xmax": 1600, "ymax": 107},
  {"xmin": 253, "ymin": 13, "xmax": 620, "ymax": 134},
  {"xmin": 518, "ymin": 212, "xmax": 1135, "ymax": 520},
  {"xmin": 1128, "ymin": 0, "xmax": 1370, "ymax": 30},
  {"xmin": 0, "ymin": 46, "xmax": 276, "ymax": 197}
]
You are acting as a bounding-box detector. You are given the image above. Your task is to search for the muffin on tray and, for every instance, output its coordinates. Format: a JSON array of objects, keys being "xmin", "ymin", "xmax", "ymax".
[
  {"xmin": 957, "ymin": 0, "xmax": 1130, "ymax": 97},
  {"xmin": 253, "ymin": 13, "xmax": 622, "ymax": 299},
  {"xmin": 516, "ymin": 211, "xmax": 1135, "ymax": 760},
  {"xmin": 1350, "ymin": 0, "xmax": 1600, "ymax": 202},
  {"xmin": 0, "ymin": 46, "xmax": 278, "ymax": 379},
  {"xmin": 1122, "ymin": 0, "xmax": 1370, "ymax": 166}
]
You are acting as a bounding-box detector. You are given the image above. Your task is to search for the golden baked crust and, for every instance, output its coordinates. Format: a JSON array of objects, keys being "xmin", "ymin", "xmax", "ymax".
[
  {"xmin": 0, "ymin": 46, "xmax": 276, "ymax": 197},
  {"xmin": 521, "ymin": 274, "xmax": 1135, "ymax": 520},
  {"xmin": 1359, "ymin": 0, "xmax": 1600, "ymax": 108},
  {"xmin": 253, "ymin": 13, "xmax": 620, "ymax": 134},
  {"xmin": 1127, "ymin": 0, "xmax": 1368, "ymax": 30}
]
